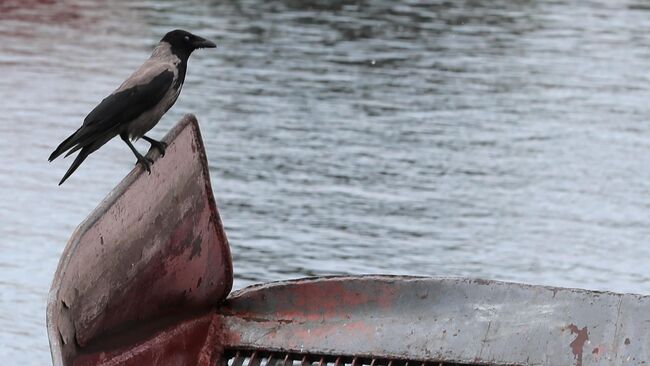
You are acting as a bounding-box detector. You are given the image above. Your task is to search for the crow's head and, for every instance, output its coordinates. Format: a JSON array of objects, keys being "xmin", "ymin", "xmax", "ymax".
[{"xmin": 161, "ymin": 29, "xmax": 216, "ymax": 57}]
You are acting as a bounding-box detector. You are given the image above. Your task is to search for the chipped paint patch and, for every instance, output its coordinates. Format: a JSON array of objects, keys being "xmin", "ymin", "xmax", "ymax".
[{"xmin": 566, "ymin": 324, "xmax": 588, "ymax": 366}]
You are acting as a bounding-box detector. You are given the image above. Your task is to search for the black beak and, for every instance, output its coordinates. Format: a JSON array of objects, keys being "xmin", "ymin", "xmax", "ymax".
[{"xmin": 193, "ymin": 37, "xmax": 216, "ymax": 49}]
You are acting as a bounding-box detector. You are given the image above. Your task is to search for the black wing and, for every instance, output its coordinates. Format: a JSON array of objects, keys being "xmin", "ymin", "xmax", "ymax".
[{"xmin": 49, "ymin": 70, "xmax": 174, "ymax": 161}]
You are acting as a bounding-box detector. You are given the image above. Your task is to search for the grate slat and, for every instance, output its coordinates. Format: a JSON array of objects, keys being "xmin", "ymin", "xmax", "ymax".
[
  {"xmin": 267, "ymin": 354, "xmax": 277, "ymax": 366},
  {"xmin": 249, "ymin": 352, "xmax": 261, "ymax": 366},
  {"xmin": 282, "ymin": 354, "xmax": 292, "ymax": 366},
  {"xmin": 232, "ymin": 351, "xmax": 245, "ymax": 366}
]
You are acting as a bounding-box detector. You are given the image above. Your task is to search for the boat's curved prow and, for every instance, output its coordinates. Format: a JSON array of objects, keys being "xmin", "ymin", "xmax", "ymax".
[{"xmin": 46, "ymin": 114, "xmax": 233, "ymax": 366}]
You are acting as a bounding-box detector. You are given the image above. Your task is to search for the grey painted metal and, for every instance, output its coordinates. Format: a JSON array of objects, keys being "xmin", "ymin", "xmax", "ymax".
[
  {"xmin": 46, "ymin": 114, "xmax": 233, "ymax": 366},
  {"xmin": 218, "ymin": 275, "xmax": 648, "ymax": 366}
]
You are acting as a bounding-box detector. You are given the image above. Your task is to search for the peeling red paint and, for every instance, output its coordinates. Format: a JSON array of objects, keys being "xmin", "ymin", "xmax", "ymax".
[
  {"xmin": 567, "ymin": 324, "xmax": 588, "ymax": 366},
  {"xmin": 223, "ymin": 277, "xmax": 401, "ymax": 323},
  {"xmin": 290, "ymin": 281, "xmax": 370, "ymax": 316}
]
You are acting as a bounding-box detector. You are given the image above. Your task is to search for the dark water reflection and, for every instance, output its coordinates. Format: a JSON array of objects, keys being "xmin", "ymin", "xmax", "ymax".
[{"xmin": 4, "ymin": 0, "xmax": 650, "ymax": 363}]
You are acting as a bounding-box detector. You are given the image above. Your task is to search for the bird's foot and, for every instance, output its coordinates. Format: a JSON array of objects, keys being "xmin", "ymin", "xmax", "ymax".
[
  {"xmin": 136, "ymin": 155, "xmax": 154, "ymax": 174},
  {"xmin": 142, "ymin": 136, "xmax": 168, "ymax": 156},
  {"xmin": 149, "ymin": 140, "xmax": 168, "ymax": 156}
]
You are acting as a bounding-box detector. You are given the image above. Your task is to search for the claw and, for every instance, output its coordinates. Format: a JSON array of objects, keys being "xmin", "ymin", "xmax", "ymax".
[{"xmin": 136, "ymin": 155, "xmax": 152, "ymax": 174}]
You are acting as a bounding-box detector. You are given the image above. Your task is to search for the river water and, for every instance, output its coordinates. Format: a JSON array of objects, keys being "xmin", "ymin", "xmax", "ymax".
[{"xmin": 4, "ymin": 0, "xmax": 650, "ymax": 363}]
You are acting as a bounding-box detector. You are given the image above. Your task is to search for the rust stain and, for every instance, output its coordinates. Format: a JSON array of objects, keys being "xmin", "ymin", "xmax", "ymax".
[
  {"xmin": 591, "ymin": 344, "xmax": 606, "ymax": 361},
  {"xmin": 567, "ymin": 324, "xmax": 588, "ymax": 366},
  {"xmin": 291, "ymin": 281, "xmax": 371, "ymax": 314}
]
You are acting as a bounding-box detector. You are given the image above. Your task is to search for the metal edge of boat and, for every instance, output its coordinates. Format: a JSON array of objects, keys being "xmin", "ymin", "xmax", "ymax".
[
  {"xmin": 46, "ymin": 114, "xmax": 233, "ymax": 366},
  {"xmin": 47, "ymin": 115, "xmax": 650, "ymax": 366}
]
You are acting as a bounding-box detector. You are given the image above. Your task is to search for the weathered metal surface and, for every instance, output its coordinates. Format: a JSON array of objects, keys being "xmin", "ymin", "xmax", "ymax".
[
  {"xmin": 71, "ymin": 313, "xmax": 220, "ymax": 366},
  {"xmin": 68, "ymin": 275, "xmax": 650, "ymax": 365},
  {"xmin": 46, "ymin": 114, "xmax": 233, "ymax": 366},
  {"xmin": 214, "ymin": 276, "xmax": 650, "ymax": 366},
  {"xmin": 53, "ymin": 273, "xmax": 650, "ymax": 365},
  {"xmin": 64, "ymin": 310, "xmax": 229, "ymax": 366},
  {"xmin": 45, "ymin": 116, "xmax": 650, "ymax": 366}
]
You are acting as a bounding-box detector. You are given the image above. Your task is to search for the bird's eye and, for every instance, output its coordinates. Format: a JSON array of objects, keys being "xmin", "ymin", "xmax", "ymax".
[{"xmin": 184, "ymin": 36, "xmax": 190, "ymax": 42}]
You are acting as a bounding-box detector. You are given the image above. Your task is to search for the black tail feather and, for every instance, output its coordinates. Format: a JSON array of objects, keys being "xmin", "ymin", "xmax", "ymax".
[
  {"xmin": 49, "ymin": 128, "xmax": 82, "ymax": 162},
  {"xmin": 58, "ymin": 147, "xmax": 92, "ymax": 185}
]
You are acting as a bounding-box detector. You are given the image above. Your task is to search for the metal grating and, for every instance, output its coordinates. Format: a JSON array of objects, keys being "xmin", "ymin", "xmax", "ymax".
[{"xmin": 222, "ymin": 348, "xmax": 503, "ymax": 366}]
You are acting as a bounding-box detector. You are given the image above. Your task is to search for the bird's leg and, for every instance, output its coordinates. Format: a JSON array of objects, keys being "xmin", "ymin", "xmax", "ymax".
[
  {"xmin": 142, "ymin": 135, "xmax": 168, "ymax": 156},
  {"xmin": 120, "ymin": 133, "xmax": 153, "ymax": 173}
]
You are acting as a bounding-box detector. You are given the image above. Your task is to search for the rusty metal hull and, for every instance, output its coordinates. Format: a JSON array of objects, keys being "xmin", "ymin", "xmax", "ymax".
[
  {"xmin": 218, "ymin": 276, "xmax": 648, "ymax": 366},
  {"xmin": 48, "ymin": 115, "xmax": 650, "ymax": 366},
  {"xmin": 47, "ymin": 114, "xmax": 233, "ymax": 366},
  {"xmin": 60, "ymin": 275, "xmax": 650, "ymax": 366}
]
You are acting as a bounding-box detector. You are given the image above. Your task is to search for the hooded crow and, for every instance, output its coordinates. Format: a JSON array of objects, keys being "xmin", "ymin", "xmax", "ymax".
[{"xmin": 49, "ymin": 29, "xmax": 216, "ymax": 185}]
